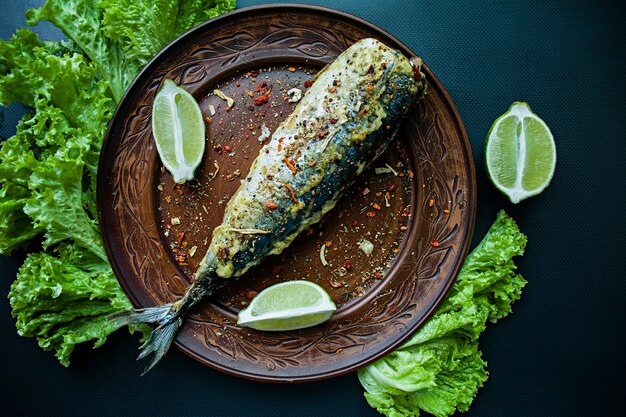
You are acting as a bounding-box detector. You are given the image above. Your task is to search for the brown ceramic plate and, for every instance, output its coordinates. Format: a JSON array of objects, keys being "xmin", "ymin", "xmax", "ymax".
[{"xmin": 98, "ymin": 4, "xmax": 476, "ymax": 382}]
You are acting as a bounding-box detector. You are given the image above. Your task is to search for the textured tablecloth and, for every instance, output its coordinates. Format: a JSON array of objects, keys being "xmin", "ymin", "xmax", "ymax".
[{"xmin": 1, "ymin": 1, "xmax": 624, "ymax": 416}]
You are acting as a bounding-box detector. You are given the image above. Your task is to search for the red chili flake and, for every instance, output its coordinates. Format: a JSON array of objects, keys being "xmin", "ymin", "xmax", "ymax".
[
  {"xmin": 176, "ymin": 232, "xmax": 185, "ymax": 248},
  {"xmin": 239, "ymin": 290, "xmax": 247, "ymax": 297},
  {"xmin": 246, "ymin": 290, "xmax": 258, "ymax": 300},
  {"xmin": 367, "ymin": 64, "xmax": 375, "ymax": 75},
  {"xmin": 358, "ymin": 109, "xmax": 368, "ymax": 117},
  {"xmin": 271, "ymin": 265, "xmax": 282, "ymax": 275},
  {"xmin": 329, "ymin": 118, "xmax": 337, "ymax": 125},
  {"xmin": 266, "ymin": 201, "xmax": 278, "ymax": 210},
  {"xmin": 284, "ymin": 183, "xmax": 299, "ymax": 204},
  {"xmin": 283, "ymin": 157, "xmax": 297, "ymax": 175},
  {"xmin": 328, "ymin": 278, "xmax": 343, "ymax": 288},
  {"xmin": 213, "ymin": 144, "xmax": 222, "ymax": 153},
  {"xmin": 408, "ymin": 169, "xmax": 414, "ymax": 179},
  {"xmin": 345, "ymin": 261, "xmax": 352, "ymax": 271},
  {"xmin": 428, "ymin": 198, "xmax": 435, "ymax": 207},
  {"xmin": 351, "ymin": 219, "xmax": 359, "ymax": 227},
  {"xmin": 431, "ymin": 240, "xmax": 441, "ymax": 247},
  {"xmin": 254, "ymin": 81, "xmax": 267, "ymax": 92},
  {"xmin": 204, "ymin": 116, "xmax": 212, "ymax": 125},
  {"xmin": 224, "ymin": 145, "xmax": 233, "ymax": 152},
  {"xmin": 371, "ymin": 203, "xmax": 381, "ymax": 210},
  {"xmin": 388, "ymin": 183, "xmax": 398, "ymax": 192},
  {"xmin": 253, "ymin": 95, "xmax": 269, "ymax": 106},
  {"xmin": 373, "ymin": 271, "xmax": 383, "ymax": 280},
  {"xmin": 236, "ymin": 81, "xmax": 241, "ymax": 87},
  {"xmin": 316, "ymin": 129, "xmax": 329, "ymax": 139},
  {"xmin": 304, "ymin": 80, "xmax": 312, "ymax": 88},
  {"xmin": 365, "ymin": 211, "xmax": 377, "ymax": 218},
  {"xmin": 249, "ymin": 70, "xmax": 260, "ymax": 77}
]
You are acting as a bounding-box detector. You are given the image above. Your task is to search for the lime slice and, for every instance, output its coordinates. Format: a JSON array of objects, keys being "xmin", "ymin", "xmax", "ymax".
[
  {"xmin": 485, "ymin": 102, "xmax": 556, "ymax": 203},
  {"xmin": 237, "ymin": 280, "xmax": 337, "ymax": 331},
  {"xmin": 152, "ymin": 79, "xmax": 205, "ymax": 184}
]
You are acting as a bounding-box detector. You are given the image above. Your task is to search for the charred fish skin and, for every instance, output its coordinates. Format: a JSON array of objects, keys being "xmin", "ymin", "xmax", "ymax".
[{"xmin": 109, "ymin": 38, "xmax": 427, "ymax": 374}]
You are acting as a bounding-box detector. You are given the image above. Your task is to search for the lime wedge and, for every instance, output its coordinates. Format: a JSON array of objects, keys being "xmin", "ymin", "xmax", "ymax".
[
  {"xmin": 485, "ymin": 102, "xmax": 556, "ymax": 203},
  {"xmin": 152, "ymin": 79, "xmax": 205, "ymax": 184},
  {"xmin": 237, "ymin": 280, "xmax": 337, "ymax": 331}
]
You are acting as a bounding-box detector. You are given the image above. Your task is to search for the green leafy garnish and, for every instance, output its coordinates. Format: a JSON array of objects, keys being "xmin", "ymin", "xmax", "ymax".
[
  {"xmin": 0, "ymin": 0, "xmax": 235, "ymax": 366},
  {"xmin": 359, "ymin": 211, "xmax": 527, "ymax": 417}
]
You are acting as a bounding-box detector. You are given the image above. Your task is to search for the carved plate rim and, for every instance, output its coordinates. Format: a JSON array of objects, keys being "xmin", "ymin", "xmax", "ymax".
[{"xmin": 97, "ymin": 4, "xmax": 476, "ymax": 382}]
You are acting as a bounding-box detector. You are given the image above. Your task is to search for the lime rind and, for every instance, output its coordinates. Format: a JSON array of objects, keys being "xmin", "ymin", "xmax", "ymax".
[
  {"xmin": 237, "ymin": 280, "xmax": 337, "ymax": 331},
  {"xmin": 152, "ymin": 79, "xmax": 205, "ymax": 184},
  {"xmin": 485, "ymin": 102, "xmax": 556, "ymax": 203}
]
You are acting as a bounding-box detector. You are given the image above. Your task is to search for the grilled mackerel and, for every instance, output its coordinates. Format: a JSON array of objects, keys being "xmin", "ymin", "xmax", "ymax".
[{"xmin": 112, "ymin": 38, "xmax": 427, "ymax": 373}]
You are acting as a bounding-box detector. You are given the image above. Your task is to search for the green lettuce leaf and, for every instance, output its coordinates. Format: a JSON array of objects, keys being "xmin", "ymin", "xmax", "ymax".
[
  {"xmin": 1, "ymin": 1, "xmax": 235, "ymax": 366},
  {"xmin": 26, "ymin": 0, "xmax": 236, "ymax": 101},
  {"xmin": 26, "ymin": 0, "xmax": 133, "ymax": 102},
  {"xmin": 0, "ymin": 29, "xmax": 112, "ymax": 254},
  {"xmin": 359, "ymin": 211, "xmax": 527, "ymax": 417},
  {"xmin": 9, "ymin": 243, "xmax": 133, "ymax": 366}
]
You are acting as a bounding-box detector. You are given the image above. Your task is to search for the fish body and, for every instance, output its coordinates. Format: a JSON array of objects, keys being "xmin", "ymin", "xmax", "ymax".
[{"xmin": 111, "ymin": 38, "xmax": 427, "ymax": 373}]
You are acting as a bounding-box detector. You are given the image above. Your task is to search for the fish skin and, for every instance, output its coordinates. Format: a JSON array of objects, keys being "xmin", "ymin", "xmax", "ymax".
[{"xmin": 109, "ymin": 38, "xmax": 427, "ymax": 374}]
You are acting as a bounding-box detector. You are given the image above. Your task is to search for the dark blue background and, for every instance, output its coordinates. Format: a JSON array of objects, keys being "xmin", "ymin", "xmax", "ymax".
[{"xmin": 1, "ymin": 1, "xmax": 625, "ymax": 416}]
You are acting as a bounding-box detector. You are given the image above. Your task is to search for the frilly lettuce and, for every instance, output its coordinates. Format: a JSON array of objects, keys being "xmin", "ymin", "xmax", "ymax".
[
  {"xmin": 26, "ymin": 0, "xmax": 236, "ymax": 101},
  {"xmin": 359, "ymin": 211, "xmax": 527, "ymax": 417},
  {"xmin": 1, "ymin": 0, "xmax": 235, "ymax": 365}
]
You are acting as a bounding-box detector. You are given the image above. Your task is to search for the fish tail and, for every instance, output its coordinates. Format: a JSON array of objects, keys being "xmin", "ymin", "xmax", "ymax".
[{"xmin": 108, "ymin": 303, "xmax": 185, "ymax": 375}]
